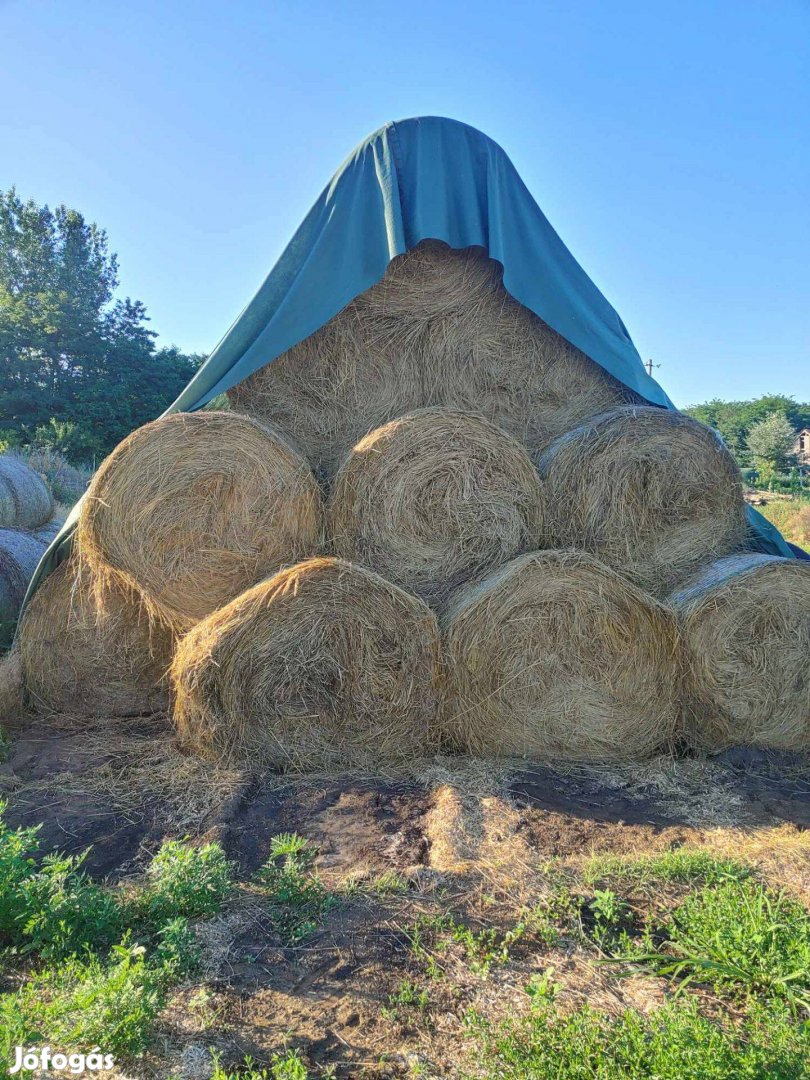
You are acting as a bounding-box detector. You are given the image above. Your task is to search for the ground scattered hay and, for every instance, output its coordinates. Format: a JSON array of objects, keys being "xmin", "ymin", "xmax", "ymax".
[
  {"xmin": 535, "ymin": 405, "xmax": 747, "ymax": 596},
  {"xmin": 440, "ymin": 550, "xmax": 681, "ymax": 763},
  {"xmin": 171, "ymin": 556, "xmax": 442, "ymax": 771},
  {"xmin": 18, "ymin": 558, "xmax": 174, "ymax": 717},
  {"xmin": 329, "ymin": 408, "xmax": 545, "ymax": 608},
  {"xmin": 671, "ymin": 553, "xmax": 810, "ymax": 752},
  {"xmin": 77, "ymin": 411, "xmax": 323, "ymax": 631},
  {"xmin": 0, "ymin": 455, "xmax": 53, "ymax": 529},
  {"xmin": 227, "ymin": 241, "xmax": 636, "ymax": 477},
  {"xmin": 0, "ymin": 528, "xmax": 47, "ymax": 638}
]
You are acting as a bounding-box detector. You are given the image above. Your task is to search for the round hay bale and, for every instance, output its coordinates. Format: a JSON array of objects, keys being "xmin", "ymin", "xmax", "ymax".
[
  {"xmin": 440, "ymin": 550, "xmax": 681, "ymax": 762},
  {"xmin": 671, "ymin": 554, "xmax": 810, "ymax": 752},
  {"xmin": 227, "ymin": 241, "xmax": 636, "ymax": 477},
  {"xmin": 0, "ymin": 647, "xmax": 23, "ymax": 725},
  {"xmin": 0, "ymin": 529, "xmax": 47, "ymax": 642},
  {"xmin": 18, "ymin": 559, "xmax": 174, "ymax": 717},
  {"xmin": 329, "ymin": 409, "xmax": 545, "ymax": 607},
  {"xmin": 0, "ymin": 456, "xmax": 53, "ymax": 530},
  {"xmin": 171, "ymin": 556, "xmax": 441, "ymax": 770},
  {"xmin": 78, "ymin": 411, "xmax": 323, "ymax": 631},
  {"xmin": 535, "ymin": 406, "xmax": 747, "ymax": 596}
]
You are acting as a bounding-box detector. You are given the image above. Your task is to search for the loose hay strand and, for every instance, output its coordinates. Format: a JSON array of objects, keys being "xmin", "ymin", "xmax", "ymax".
[
  {"xmin": 670, "ymin": 554, "xmax": 810, "ymax": 752},
  {"xmin": 171, "ymin": 556, "xmax": 442, "ymax": 771},
  {"xmin": 440, "ymin": 549, "xmax": 682, "ymax": 763},
  {"xmin": 77, "ymin": 410, "xmax": 324, "ymax": 631},
  {"xmin": 536, "ymin": 405, "xmax": 747, "ymax": 596},
  {"xmin": 329, "ymin": 408, "xmax": 546, "ymax": 608}
]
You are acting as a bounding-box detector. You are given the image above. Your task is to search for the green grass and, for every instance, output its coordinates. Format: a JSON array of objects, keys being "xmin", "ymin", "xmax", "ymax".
[
  {"xmin": 255, "ymin": 833, "xmax": 338, "ymax": 944},
  {"xmin": 0, "ymin": 803, "xmax": 232, "ymax": 1071},
  {"xmin": 211, "ymin": 1050, "xmax": 318, "ymax": 1079},
  {"xmin": 582, "ymin": 848, "xmax": 753, "ymax": 888},
  {"xmin": 617, "ymin": 879, "xmax": 810, "ymax": 1015},
  {"xmin": 0, "ymin": 941, "xmax": 168, "ymax": 1064},
  {"xmin": 132, "ymin": 837, "xmax": 234, "ymax": 925},
  {"xmin": 466, "ymin": 993, "xmax": 810, "ymax": 1079}
]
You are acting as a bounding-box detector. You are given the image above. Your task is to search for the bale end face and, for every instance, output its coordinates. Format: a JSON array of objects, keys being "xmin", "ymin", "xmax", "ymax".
[
  {"xmin": 440, "ymin": 549, "xmax": 681, "ymax": 763},
  {"xmin": 18, "ymin": 559, "xmax": 174, "ymax": 718},
  {"xmin": 77, "ymin": 410, "xmax": 324, "ymax": 631},
  {"xmin": 171, "ymin": 557, "xmax": 442, "ymax": 772},
  {"xmin": 671, "ymin": 554, "xmax": 810, "ymax": 752},
  {"xmin": 536, "ymin": 406, "xmax": 748, "ymax": 597},
  {"xmin": 329, "ymin": 408, "xmax": 546, "ymax": 608}
]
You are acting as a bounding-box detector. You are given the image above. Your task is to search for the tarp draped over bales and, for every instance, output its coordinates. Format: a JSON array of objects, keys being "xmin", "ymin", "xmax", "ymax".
[{"xmin": 21, "ymin": 116, "xmax": 803, "ymax": 623}]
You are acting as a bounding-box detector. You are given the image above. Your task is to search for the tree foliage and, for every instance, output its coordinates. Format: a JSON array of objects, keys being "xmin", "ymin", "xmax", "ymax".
[
  {"xmin": 0, "ymin": 189, "xmax": 202, "ymax": 462},
  {"xmin": 746, "ymin": 412, "xmax": 798, "ymax": 478},
  {"xmin": 683, "ymin": 395, "xmax": 809, "ymax": 469}
]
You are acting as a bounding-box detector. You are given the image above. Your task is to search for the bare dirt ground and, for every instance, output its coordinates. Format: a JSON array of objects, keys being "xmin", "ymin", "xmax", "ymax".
[{"xmin": 2, "ymin": 713, "xmax": 809, "ymax": 1078}]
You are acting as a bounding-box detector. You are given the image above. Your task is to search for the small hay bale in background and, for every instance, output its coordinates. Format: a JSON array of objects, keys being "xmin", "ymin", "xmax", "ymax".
[
  {"xmin": 535, "ymin": 406, "xmax": 747, "ymax": 596},
  {"xmin": 0, "ymin": 529, "xmax": 47, "ymax": 643},
  {"xmin": 18, "ymin": 558, "xmax": 174, "ymax": 717},
  {"xmin": 330, "ymin": 408, "xmax": 546, "ymax": 608},
  {"xmin": 78, "ymin": 411, "xmax": 323, "ymax": 631},
  {"xmin": 440, "ymin": 550, "xmax": 681, "ymax": 763},
  {"xmin": 227, "ymin": 242, "xmax": 636, "ymax": 478},
  {"xmin": 171, "ymin": 556, "xmax": 441, "ymax": 771},
  {"xmin": 0, "ymin": 456, "xmax": 53, "ymax": 530},
  {"xmin": 671, "ymin": 554, "xmax": 810, "ymax": 752}
]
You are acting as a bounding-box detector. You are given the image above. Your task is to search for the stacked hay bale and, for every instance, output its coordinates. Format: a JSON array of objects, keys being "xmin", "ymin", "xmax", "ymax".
[
  {"xmin": 227, "ymin": 241, "xmax": 637, "ymax": 478},
  {"xmin": 13, "ymin": 241, "xmax": 805, "ymax": 763},
  {"xmin": 0, "ymin": 456, "xmax": 53, "ymax": 530}
]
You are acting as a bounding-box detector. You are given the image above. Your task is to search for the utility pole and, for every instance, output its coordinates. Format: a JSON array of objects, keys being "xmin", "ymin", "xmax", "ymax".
[{"xmin": 645, "ymin": 358, "xmax": 661, "ymax": 378}]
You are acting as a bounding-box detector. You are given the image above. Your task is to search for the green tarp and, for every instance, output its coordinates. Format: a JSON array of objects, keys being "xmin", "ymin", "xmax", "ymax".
[{"xmin": 19, "ymin": 116, "xmax": 802, "ymax": 626}]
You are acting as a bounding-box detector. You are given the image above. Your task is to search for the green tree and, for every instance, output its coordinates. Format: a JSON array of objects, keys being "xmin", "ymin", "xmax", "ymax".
[
  {"xmin": 0, "ymin": 188, "xmax": 202, "ymax": 461},
  {"xmin": 684, "ymin": 395, "xmax": 810, "ymax": 469},
  {"xmin": 746, "ymin": 411, "xmax": 797, "ymax": 482}
]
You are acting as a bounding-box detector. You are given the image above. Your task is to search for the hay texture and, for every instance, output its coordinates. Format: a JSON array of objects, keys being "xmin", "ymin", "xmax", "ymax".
[
  {"xmin": 0, "ymin": 647, "xmax": 23, "ymax": 725},
  {"xmin": 329, "ymin": 409, "xmax": 545, "ymax": 607},
  {"xmin": 18, "ymin": 558, "xmax": 174, "ymax": 717},
  {"xmin": 671, "ymin": 554, "xmax": 810, "ymax": 752},
  {"xmin": 0, "ymin": 529, "xmax": 47, "ymax": 640},
  {"xmin": 171, "ymin": 557, "xmax": 441, "ymax": 770},
  {"xmin": 535, "ymin": 406, "xmax": 747, "ymax": 596},
  {"xmin": 0, "ymin": 456, "xmax": 53, "ymax": 529},
  {"xmin": 440, "ymin": 550, "xmax": 680, "ymax": 763},
  {"xmin": 227, "ymin": 241, "xmax": 635, "ymax": 477},
  {"xmin": 78, "ymin": 411, "xmax": 323, "ymax": 631}
]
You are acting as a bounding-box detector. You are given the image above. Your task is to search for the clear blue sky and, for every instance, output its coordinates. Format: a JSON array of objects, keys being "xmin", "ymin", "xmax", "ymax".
[{"xmin": 2, "ymin": 0, "xmax": 808, "ymax": 408}]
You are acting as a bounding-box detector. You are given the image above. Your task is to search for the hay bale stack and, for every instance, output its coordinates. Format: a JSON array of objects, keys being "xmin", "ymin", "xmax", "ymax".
[
  {"xmin": 171, "ymin": 557, "xmax": 441, "ymax": 770},
  {"xmin": 18, "ymin": 558, "xmax": 174, "ymax": 717},
  {"xmin": 0, "ymin": 529, "xmax": 47, "ymax": 640},
  {"xmin": 671, "ymin": 554, "xmax": 810, "ymax": 752},
  {"xmin": 440, "ymin": 550, "xmax": 680, "ymax": 762},
  {"xmin": 329, "ymin": 409, "xmax": 545, "ymax": 607},
  {"xmin": 77, "ymin": 411, "xmax": 323, "ymax": 631},
  {"xmin": 535, "ymin": 406, "xmax": 747, "ymax": 596},
  {"xmin": 0, "ymin": 456, "xmax": 53, "ymax": 530},
  {"xmin": 227, "ymin": 241, "xmax": 636, "ymax": 477}
]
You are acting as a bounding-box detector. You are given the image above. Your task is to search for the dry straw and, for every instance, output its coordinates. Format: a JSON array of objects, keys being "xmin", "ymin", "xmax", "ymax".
[
  {"xmin": 440, "ymin": 549, "xmax": 681, "ymax": 763},
  {"xmin": 77, "ymin": 410, "xmax": 323, "ymax": 631},
  {"xmin": 0, "ymin": 456, "xmax": 53, "ymax": 530},
  {"xmin": 171, "ymin": 556, "xmax": 442, "ymax": 771},
  {"xmin": 0, "ymin": 529, "xmax": 47, "ymax": 637},
  {"xmin": 329, "ymin": 408, "xmax": 546, "ymax": 608},
  {"xmin": 227, "ymin": 241, "xmax": 636, "ymax": 479},
  {"xmin": 535, "ymin": 405, "xmax": 747, "ymax": 596},
  {"xmin": 18, "ymin": 557, "xmax": 174, "ymax": 717},
  {"xmin": 671, "ymin": 553, "xmax": 810, "ymax": 752}
]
